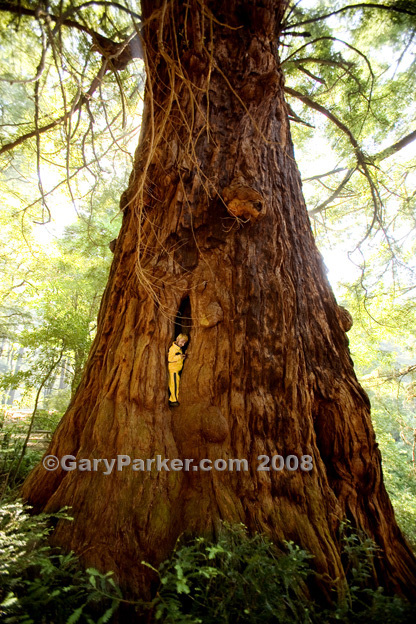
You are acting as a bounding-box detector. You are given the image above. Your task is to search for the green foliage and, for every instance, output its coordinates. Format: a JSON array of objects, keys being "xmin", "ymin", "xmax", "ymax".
[
  {"xmin": 0, "ymin": 206, "xmax": 120, "ymax": 410},
  {"xmin": 0, "ymin": 0, "xmax": 133, "ymax": 409},
  {"xmin": 151, "ymin": 524, "xmax": 313, "ymax": 624},
  {"xmin": 0, "ymin": 0, "xmax": 143, "ymax": 228},
  {"xmin": 0, "ymin": 499, "xmax": 123, "ymax": 624},
  {"xmin": 1, "ymin": 505, "xmax": 415, "ymax": 624},
  {"xmin": 0, "ymin": 417, "xmax": 44, "ymax": 490},
  {"xmin": 31, "ymin": 408, "xmax": 65, "ymax": 432},
  {"xmin": 370, "ymin": 396, "xmax": 416, "ymax": 547},
  {"xmin": 336, "ymin": 283, "xmax": 416, "ymax": 547},
  {"xmin": 151, "ymin": 523, "xmax": 416, "ymax": 624},
  {"xmin": 284, "ymin": 0, "xmax": 416, "ymax": 301}
]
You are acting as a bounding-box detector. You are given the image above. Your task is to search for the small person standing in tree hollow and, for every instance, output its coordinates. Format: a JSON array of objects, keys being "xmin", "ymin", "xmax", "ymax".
[{"xmin": 168, "ymin": 334, "xmax": 188, "ymax": 407}]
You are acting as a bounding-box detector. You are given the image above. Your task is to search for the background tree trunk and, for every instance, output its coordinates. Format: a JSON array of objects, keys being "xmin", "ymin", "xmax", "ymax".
[{"xmin": 22, "ymin": 0, "xmax": 416, "ymax": 600}]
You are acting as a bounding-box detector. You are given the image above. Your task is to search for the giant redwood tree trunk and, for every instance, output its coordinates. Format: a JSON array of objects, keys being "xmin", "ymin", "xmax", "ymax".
[{"xmin": 23, "ymin": 0, "xmax": 416, "ymax": 600}]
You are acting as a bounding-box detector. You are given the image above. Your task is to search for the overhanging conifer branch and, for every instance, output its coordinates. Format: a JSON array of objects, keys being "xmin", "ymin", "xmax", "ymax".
[{"xmin": 283, "ymin": 3, "xmax": 416, "ymax": 32}]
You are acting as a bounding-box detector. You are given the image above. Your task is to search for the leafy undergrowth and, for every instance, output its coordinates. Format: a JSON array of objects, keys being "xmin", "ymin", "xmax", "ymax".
[
  {"xmin": 151, "ymin": 523, "xmax": 416, "ymax": 624},
  {"xmin": 1, "ymin": 505, "xmax": 415, "ymax": 624},
  {"xmin": 0, "ymin": 499, "xmax": 128, "ymax": 624}
]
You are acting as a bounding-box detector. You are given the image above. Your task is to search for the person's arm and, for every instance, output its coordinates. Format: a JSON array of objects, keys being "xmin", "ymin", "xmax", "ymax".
[{"xmin": 168, "ymin": 345, "xmax": 183, "ymax": 363}]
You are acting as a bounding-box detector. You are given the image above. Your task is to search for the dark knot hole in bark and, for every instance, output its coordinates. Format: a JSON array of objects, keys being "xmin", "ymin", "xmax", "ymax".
[{"xmin": 174, "ymin": 295, "xmax": 192, "ymax": 351}]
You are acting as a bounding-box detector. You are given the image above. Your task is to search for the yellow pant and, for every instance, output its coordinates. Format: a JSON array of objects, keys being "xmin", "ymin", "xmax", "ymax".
[{"xmin": 168, "ymin": 369, "xmax": 181, "ymax": 402}]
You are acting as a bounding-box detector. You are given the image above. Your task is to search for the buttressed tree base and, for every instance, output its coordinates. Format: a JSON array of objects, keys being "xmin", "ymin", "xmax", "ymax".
[{"xmin": 23, "ymin": 0, "xmax": 416, "ymax": 600}]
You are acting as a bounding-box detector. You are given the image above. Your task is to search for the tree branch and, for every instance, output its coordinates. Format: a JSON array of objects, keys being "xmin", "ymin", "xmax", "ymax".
[
  {"xmin": 0, "ymin": 0, "xmax": 93, "ymax": 37},
  {"xmin": 303, "ymin": 127, "xmax": 416, "ymax": 215},
  {"xmin": 284, "ymin": 88, "xmax": 393, "ymax": 221},
  {"xmin": 0, "ymin": 59, "xmax": 108, "ymax": 156},
  {"xmin": 283, "ymin": 3, "xmax": 416, "ymax": 31},
  {"xmin": 286, "ymin": 57, "xmax": 354, "ymax": 69},
  {"xmin": 282, "ymin": 37, "xmax": 375, "ymax": 132},
  {"xmin": 302, "ymin": 130, "xmax": 416, "ymax": 192},
  {"xmin": 309, "ymin": 168, "xmax": 356, "ymax": 216},
  {"xmin": 286, "ymin": 101, "xmax": 314, "ymax": 127},
  {"xmin": 0, "ymin": 1, "xmax": 143, "ymax": 65},
  {"xmin": 12, "ymin": 119, "xmax": 138, "ymax": 216},
  {"xmin": 64, "ymin": 1, "xmax": 142, "ymax": 22},
  {"xmin": 303, "ymin": 167, "xmax": 349, "ymax": 182},
  {"xmin": 298, "ymin": 65, "xmax": 326, "ymax": 85},
  {"xmin": 373, "ymin": 128, "xmax": 416, "ymax": 163},
  {"xmin": 0, "ymin": 19, "xmax": 47, "ymax": 84},
  {"xmin": 284, "ymin": 86, "xmax": 364, "ymax": 158},
  {"xmin": 284, "ymin": 57, "xmax": 363, "ymax": 92},
  {"xmin": 10, "ymin": 343, "xmax": 66, "ymax": 487}
]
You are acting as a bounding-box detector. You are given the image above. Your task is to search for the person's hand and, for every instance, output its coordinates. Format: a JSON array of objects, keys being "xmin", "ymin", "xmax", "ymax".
[{"xmin": 181, "ymin": 354, "xmax": 186, "ymax": 359}]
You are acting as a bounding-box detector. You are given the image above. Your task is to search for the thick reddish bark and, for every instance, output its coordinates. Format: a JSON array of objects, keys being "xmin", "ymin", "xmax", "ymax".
[{"xmin": 23, "ymin": 0, "xmax": 416, "ymax": 601}]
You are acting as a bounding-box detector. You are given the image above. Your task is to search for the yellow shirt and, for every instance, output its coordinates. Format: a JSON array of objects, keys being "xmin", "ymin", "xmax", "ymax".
[{"xmin": 168, "ymin": 342, "xmax": 184, "ymax": 373}]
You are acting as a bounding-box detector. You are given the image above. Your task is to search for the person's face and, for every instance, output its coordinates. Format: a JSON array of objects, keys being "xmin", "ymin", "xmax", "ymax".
[{"xmin": 177, "ymin": 338, "xmax": 187, "ymax": 347}]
